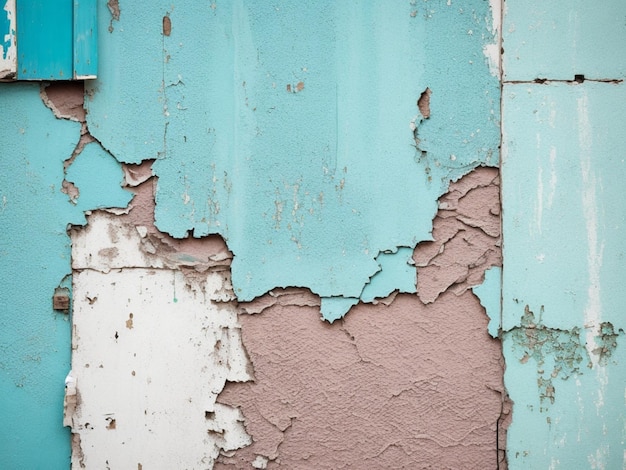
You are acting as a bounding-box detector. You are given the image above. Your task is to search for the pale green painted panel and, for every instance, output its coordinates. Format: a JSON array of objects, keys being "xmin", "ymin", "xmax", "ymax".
[
  {"xmin": 503, "ymin": 0, "xmax": 626, "ymax": 81},
  {"xmin": 502, "ymin": 82, "xmax": 626, "ymax": 331},
  {"xmin": 502, "ymin": 82, "xmax": 626, "ymax": 468}
]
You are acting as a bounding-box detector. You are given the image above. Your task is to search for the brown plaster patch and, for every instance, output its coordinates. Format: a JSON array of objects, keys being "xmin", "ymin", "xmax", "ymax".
[
  {"xmin": 41, "ymin": 82, "xmax": 86, "ymax": 122},
  {"xmin": 418, "ymin": 87, "xmax": 432, "ymax": 119},
  {"xmin": 107, "ymin": 0, "xmax": 120, "ymax": 33},
  {"xmin": 216, "ymin": 291, "xmax": 508, "ymax": 469},
  {"xmin": 216, "ymin": 167, "xmax": 508, "ymax": 468},
  {"xmin": 414, "ymin": 167, "xmax": 501, "ymax": 304}
]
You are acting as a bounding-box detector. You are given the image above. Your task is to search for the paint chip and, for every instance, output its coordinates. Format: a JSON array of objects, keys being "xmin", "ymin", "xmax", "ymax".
[
  {"xmin": 417, "ymin": 87, "xmax": 431, "ymax": 119},
  {"xmin": 163, "ymin": 16, "xmax": 172, "ymax": 37}
]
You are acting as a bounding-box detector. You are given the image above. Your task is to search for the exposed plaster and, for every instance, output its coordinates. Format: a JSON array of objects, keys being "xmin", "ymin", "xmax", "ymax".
[
  {"xmin": 107, "ymin": 0, "xmax": 120, "ymax": 33},
  {"xmin": 414, "ymin": 167, "xmax": 501, "ymax": 304},
  {"xmin": 64, "ymin": 162, "xmax": 509, "ymax": 468},
  {"xmin": 216, "ymin": 168, "xmax": 509, "ymax": 468},
  {"xmin": 217, "ymin": 291, "xmax": 509, "ymax": 469}
]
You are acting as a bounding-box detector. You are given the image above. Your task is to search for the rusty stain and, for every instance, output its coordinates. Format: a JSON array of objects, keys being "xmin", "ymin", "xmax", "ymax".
[
  {"xmin": 418, "ymin": 87, "xmax": 432, "ymax": 119},
  {"xmin": 126, "ymin": 313, "xmax": 134, "ymax": 329},
  {"xmin": 106, "ymin": 418, "xmax": 116, "ymax": 430},
  {"xmin": 163, "ymin": 15, "xmax": 172, "ymax": 37}
]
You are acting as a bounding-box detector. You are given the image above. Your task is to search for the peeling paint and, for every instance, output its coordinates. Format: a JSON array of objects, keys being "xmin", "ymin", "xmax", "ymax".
[
  {"xmin": 473, "ymin": 266, "xmax": 501, "ymax": 338},
  {"xmin": 414, "ymin": 167, "xmax": 501, "ymax": 304},
  {"xmin": 68, "ymin": 268, "xmax": 253, "ymax": 468},
  {"xmin": 502, "ymin": 64, "xmax": 626, "ymax": 467},
  {"xmin": 85, "ymin": 0, "xmax": 500, "ymax": 321},
  {"xmin": 508, "ymin": 305, "xmax": 588, "ymax": 404},
  {"xmin": 0, "ymin": 83, "xmax": 131, "ymax": 467}
]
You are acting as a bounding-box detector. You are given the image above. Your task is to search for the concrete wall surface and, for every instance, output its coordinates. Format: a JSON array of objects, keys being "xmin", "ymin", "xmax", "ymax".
[{"xmin": 0, "ymin": 1, "xmax": 624, "ymax": 469}]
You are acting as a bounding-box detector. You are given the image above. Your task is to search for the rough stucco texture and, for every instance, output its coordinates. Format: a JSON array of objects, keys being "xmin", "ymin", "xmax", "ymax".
[
  {"xmin": 217, "ymin": 292, "xmax": 507, "ymax": 469},
  {"xmin": 216, "ymin": 169, "xmax": 508, "ymax": 469}
]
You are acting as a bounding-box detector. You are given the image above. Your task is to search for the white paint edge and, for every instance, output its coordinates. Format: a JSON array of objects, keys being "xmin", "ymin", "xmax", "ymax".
[
  {"xmin": 483, "ymin": 0, "xmax": 502, "ymax": 78},
  {"xmin": 0, "ymin": 0, "xmax": 16, "ymax": 79}
]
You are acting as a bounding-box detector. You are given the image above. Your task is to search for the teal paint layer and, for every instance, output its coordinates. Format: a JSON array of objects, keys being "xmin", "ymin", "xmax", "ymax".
[
  {"xmin": 65, "ymin": 142, "xmax": 133, "ymax": 220},
  {"xmin": 503, "ymin": 327, "xmax": 625, "ymax": 468},
  {"xmin": 472, "ymin": 266, "xmax": 501, "ymax": 338},
  {"xmin": 0, "ymin": 83, "xmax": 131, "ymax": 467},
  {"xmin": 1, "ymin": 1, "xmax": 13, "ymax": 59},
  {"xmin": 502, "ymin": 82, "xmax": 626, "ymax": 467},
  {"xmin": 85, "ymin": 0, "xmax": 499, "ymax": 320},
  {"xmin": 73, "ymin": 0, "xmax": 98, "ymax": 78},
  {"xmin": 502, "ymin": 82, "xmax": 626, "ymax": 332},
  {"xmin": 16, "ymin": 0, "xmax": 73, "ymax": 79},
  {"xmin": 503, "ymin": 0, "xmax": 626, "ymax": 81}
]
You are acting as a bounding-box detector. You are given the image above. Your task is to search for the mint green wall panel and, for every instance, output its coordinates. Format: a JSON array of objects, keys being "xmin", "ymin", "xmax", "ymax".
[
  {"xmin": 502, "ymin": 81, "xmax": 626, "ymax": 468},
  {"xmin": 503, "ymin": 0, "xmax": 626, "ymax": 81}
]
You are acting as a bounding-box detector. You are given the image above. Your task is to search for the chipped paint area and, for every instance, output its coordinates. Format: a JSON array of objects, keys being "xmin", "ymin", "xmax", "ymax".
[
  {"xmin": 69, "ymin": 211, "xmax": 253, "ymax": 468},
  {"xmin": 502, "ymin": 81, "xmax": 626, "ymax": 468},
  {"xmin": 0, "ymin": 0, "xmax": 16, "ymax": 79},
  {"xmin": 473, "ymin": 266, "xmax": 502, "ymax": 338},
  {"xmin": 414, "ymin": 167, "xmax": 501, "ymax": 304},
  {"xmin": 0, "ymin": 83, "xmax": 131, "ymax": 467},
  {"xmin": 508, "ymin": 305, "xmax": 588, "ymax": 404},
  {"xmin": 86, "ymin": 0, "xmax": 500, "ymax": 321},
  {"xmin": 217, "ymin": 291, "xmax": 509, "ymax": 469},
  {"xmin": 69, "ymin": 269, "xmax": 252, "ymax": 468}
]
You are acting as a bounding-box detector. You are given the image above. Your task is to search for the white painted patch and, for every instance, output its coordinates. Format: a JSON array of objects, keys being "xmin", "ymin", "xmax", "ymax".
[
  {"xmin": 69, "ymin": 268, "xmax": 252, "ymax": 468},
  {"xmin": 68, "ymin": 213, "xmax": 253, "ymax": 468},
  {"xmin": 548, "ymin": 146, "xmax": 557, "ymax": 209},
  {"xmin": 0, "ymin": 0, "xmax": 16, "ymax": 79}
]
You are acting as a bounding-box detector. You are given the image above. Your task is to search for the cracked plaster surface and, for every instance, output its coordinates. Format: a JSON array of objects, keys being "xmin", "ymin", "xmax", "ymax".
[{"xmin": 215, "ymin": 168, "xmax": 510, "ymax": 469}]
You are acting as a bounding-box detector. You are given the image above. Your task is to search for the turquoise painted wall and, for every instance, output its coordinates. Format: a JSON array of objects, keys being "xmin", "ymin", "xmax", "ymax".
[
  {"xmin": 2, "ymin": 1, "xmax": 624, "ymax": 467},
  {"xmin": 85, "ymin": 0, "xmax": 499, "ymax": 322},
  {"xmin": 502, "ymin": 1, "xmax": 626, "ymax": 467},
  {"xmin": 0, "ymin": 84, "xmax": 130, "ymax": 468}
]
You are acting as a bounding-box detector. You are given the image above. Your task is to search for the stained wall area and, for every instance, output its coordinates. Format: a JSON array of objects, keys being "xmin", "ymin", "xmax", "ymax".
[{"xmin": 501, "ymin": 1, "xmax": 626, "ymax": 467}]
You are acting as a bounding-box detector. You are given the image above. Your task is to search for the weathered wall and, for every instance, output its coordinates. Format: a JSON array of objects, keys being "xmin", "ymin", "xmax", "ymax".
[
  {"xmin": 501, "ymin": 1, "xmax": 626, "ymax": 467},
  {"xmin": 84, "ymin": 0, "xmax": 500, "ymax": 321},
  {"xmin": 215, "ymin": 169, "xmax": 507, "ymax": 469},
  {"xmin": 63, "ymin": 1, "xmax": 504, "ymax": 467},
  {"xmin": 0, "ymin": 82, "xmax": 131, "ymax": 467},
  {"xmin": 3, "ymin": 1, "xmax": 624, "ymax": 469}
]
